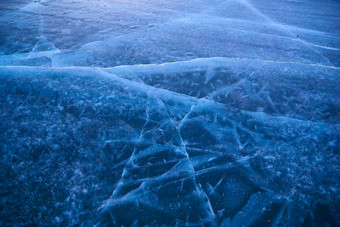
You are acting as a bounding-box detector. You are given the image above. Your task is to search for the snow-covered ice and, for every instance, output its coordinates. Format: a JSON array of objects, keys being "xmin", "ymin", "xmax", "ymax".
[{"xmin": 0, "ymin": 0, "xmax": 339, "ymax": 226}]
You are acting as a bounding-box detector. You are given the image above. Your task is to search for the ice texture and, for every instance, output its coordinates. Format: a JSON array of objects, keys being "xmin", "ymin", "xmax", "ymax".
[{"xmin": 0, "ymin": 0, "xmax": 339, "ymax": 226}]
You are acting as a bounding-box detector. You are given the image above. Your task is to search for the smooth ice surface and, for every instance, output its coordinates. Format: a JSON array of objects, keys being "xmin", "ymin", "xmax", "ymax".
[{"xmin": 0, "ymin": 0, "xmax": 339, "ymax": 226}]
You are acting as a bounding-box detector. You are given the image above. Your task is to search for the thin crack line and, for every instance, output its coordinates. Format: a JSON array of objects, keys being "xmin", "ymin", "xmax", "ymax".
[
  {"xmin": 156, "ymin": 98, "xmax": 216, "ymax": 220},
  {"xmin": 238, "ymin": 0, "xmax": 335, "ymax": 66},
  {"xmin": 0, "ymin": 56, "xmax": 339, "ymax": 70}
]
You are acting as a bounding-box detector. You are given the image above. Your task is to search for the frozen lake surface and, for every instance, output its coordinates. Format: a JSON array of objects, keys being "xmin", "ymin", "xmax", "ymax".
[{"xmin": 0, "ymin": 0, "xmax": 339, "ymax": 226}]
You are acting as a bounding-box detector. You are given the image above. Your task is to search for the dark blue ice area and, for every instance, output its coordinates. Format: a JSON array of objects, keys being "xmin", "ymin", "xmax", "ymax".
[{"xmin": 0, "ymin": 0, "xmax": 339, "ymax": 226}]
